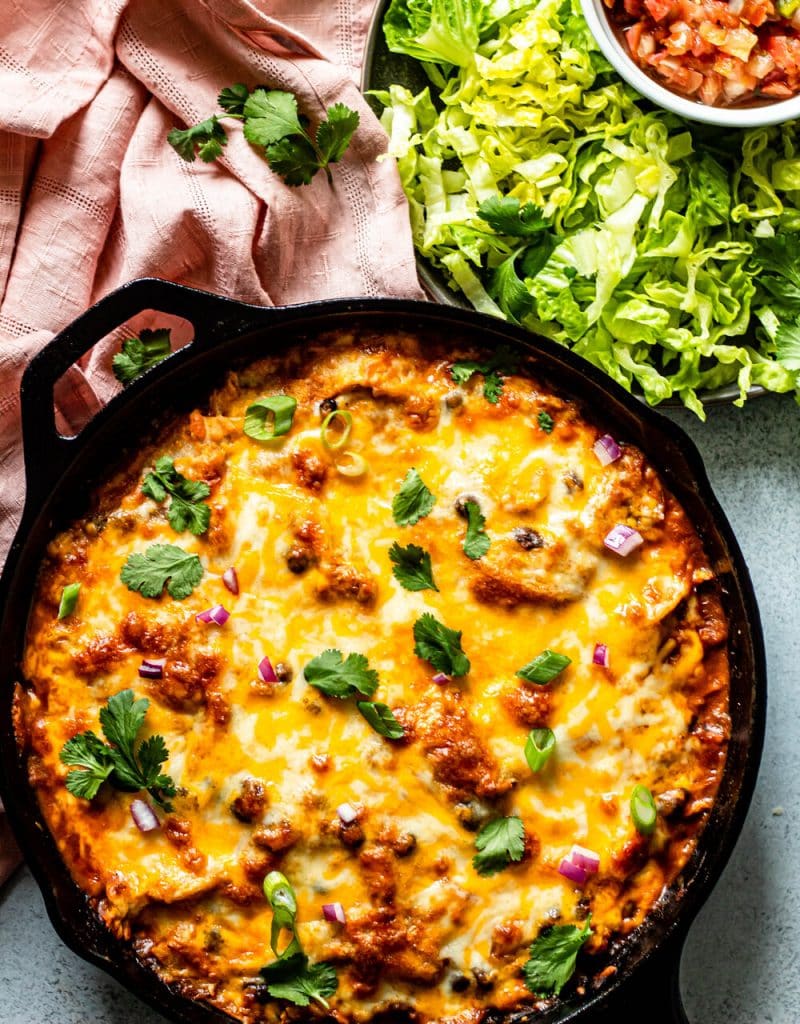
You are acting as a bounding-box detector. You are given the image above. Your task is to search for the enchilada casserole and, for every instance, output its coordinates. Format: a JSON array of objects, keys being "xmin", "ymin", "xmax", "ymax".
[{"xmin": 16, "ymin": 326, "xmax": 730, "ymax": 1022}]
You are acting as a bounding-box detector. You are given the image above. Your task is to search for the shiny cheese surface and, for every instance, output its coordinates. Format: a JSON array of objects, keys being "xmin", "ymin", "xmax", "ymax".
[{"xmin": 19, "ymin": 329, "xmax": 729, "ymax": 1023}]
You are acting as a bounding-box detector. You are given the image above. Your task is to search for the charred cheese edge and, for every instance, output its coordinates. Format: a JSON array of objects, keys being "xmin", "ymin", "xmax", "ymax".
[{"xmin": 17, "ymin": 329, "xmax": 730, "ymax": 1022}]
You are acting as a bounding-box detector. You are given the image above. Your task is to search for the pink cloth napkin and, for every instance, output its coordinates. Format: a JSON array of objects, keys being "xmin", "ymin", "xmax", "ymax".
[{"xmin": 0, "ymin": 0, "xmax": 423, "ymax": 884}]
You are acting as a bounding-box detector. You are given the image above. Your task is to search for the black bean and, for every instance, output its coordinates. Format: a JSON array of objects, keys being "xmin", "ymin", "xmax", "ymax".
[
  {"xmin": 393, "ymin": 832, "xmax": 417, "ymax": 857},
  {"xmin": 320, "ymin": 397, "xmax": 338, "ymax": 416},
  {"xmin": 622, "ymin": 899, "xmax": 638, "ymax": 920},
  {"xmin": 473, "ymin": 968, "xmax": 495, "ymax": 991},
  {"xmin": 274, "ymin": 662, "xmax": 293, "ymax": 683},
  {"xmin": 454, "ymin": 494, "xmax": 480, "ymax": 519},
  {"xmin": 445, "ymin": 391, "xmax": 464, "ymax": 409},
  {"xmin": 512, "ymin": 526, "xmax": 544, "ymax": 550},
  {"xmin": 286, "ymin": 548, "xmax": 310, "ymax": 574},
  {"xmin": 451, "ymin": 974, "xmax": 471, "ymax": 993}
]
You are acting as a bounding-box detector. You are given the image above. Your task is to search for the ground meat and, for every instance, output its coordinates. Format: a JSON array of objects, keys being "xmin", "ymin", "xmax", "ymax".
[
  {"xmin": 314, "ymin": 561, "xmax": 377, "ymax": 606},
  {"xmin": 359, "ymin": 844, "xmax": 397, "ymax": 905},
  {"xmin": 252, "ymin": 820, "xmax": 298, "ymax": 852},
  {"xmin": 163, "ymin": 817, "xmax": 207, "ymax": 874},
  {"xmin": 331, "ymin": 908, "xmax": 444, "ymax": 993},
  {"xmin": 291, "ymin": 448, "xmax": 327, "ymax": 492},
  {"xmin": 72, "ymin": 633, "xmax": 127, "ymax": 676},
  {"xmin": 611, "ymin": 834, "xmax": 649, "ymax": 880},
  {"xmin": 404, "ymin": 393, "xmax": 439, "ymax": 431},
  {"xmin": 408, "ymin": 689, "xmax": 514, "ymax": 801},
  {"xmin": 695, "ymin": 587, "xmax": 728, "ymax": 647},
  {"xmin": 119, "ymin": 612, "xmax": 170, "ymax": 654},
  {"xmin": 490, "ymin": 919, "xmax": 525, "ymax": 959},
  {"xmin": 230, "ymin": 779, "xmax": 268, "ymax": 824},
  {"xmin": 501, "ymin": 684, "xmax": 552, "ymax": 729},
  {"xmin": 376, "ymin": 824, "xmax": 417, "ymax": 858}
]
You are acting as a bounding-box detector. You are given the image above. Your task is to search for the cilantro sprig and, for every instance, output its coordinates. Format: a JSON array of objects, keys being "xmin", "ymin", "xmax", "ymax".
[
  {"xmin": 142, "ymin": 457, "xmax": 211, "ymax": 535},
  {"xmin": 120, "ymin": 543, "xmax": 204, "ymax": 600},
  {"xmin": 450, "ymin": 345, "xmax": 518, "ymax": 404},
  {"xmin": 112, "ymin": 328, "xmax": 172, "ymax": 385},
  {"xmin": 168, "ymin": 85, "xmax": 359, "ymax": 188},
  {"xmin": 392, "ymin": 468, "xmax": 436, "ymax": 526},
  {"xmin": 462, "ymin": 500, "xmax": 490, "ymax": 560},
  {"xmin": 413, "ymin": 612, "xmax": 470, "ymax": 677},
  {"xmin": 523, "ymin": 917, "xmax": 593, "ymax": 996},
  {"xmin": 357, "ymin": 700, "xmax": 405, "ymax": 739},
  {"xmin": 59, "ymin": 689, "xmax": 176, "ymax": 809},
  {"xmin": 303, "ymin": 649, "xmax": 379, "ymax": 699},
  {"xmin": 389, "ymin": 542, "xmax": 438, "ymax": 591},
  {"xmin": 478, "ymin": 196, "xmax": 550, "ymax": 238},
  {"xmin": 472, "ymin": 815, "xmax": 526, "ymax": 876}
]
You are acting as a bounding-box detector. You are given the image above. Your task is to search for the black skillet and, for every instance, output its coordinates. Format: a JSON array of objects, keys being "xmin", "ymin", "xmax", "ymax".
[{"xmin": 0, "ymin": 278, "xmax": 765, "ymax": 1024}]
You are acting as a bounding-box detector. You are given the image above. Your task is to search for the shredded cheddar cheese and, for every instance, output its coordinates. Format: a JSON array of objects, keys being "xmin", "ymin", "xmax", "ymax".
[{"xmin": 16, "ymin": 328, "xmax": 730, "ymax": 1022}]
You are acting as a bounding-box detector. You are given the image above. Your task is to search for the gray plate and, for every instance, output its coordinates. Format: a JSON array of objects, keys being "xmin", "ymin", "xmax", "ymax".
[{"xmin": 360, "ymin": 0, "xmax": 764, "ymax": 407}]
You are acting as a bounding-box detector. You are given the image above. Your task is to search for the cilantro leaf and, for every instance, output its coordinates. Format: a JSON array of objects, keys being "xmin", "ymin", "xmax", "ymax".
[
  {"xmin": 262, "ymin": 954, "xmax": 338, "ymax": 1009},
  {"xmin": 389, "ymin": 542, "xmax": 438, "ymax": 591},
  {"xmin": 112, "ymin": 328, "xmax": 172, "ymax": 385},
  {"xmin": 450, "ymin": 345, "xmax": 518, "ymax": 404},
  {"xmin": 60, "ymin": 731, "xmax": 114, "ymax": 800},
  {"xmin": 472, "ymin": 815, "xmax": 525, "ymax": 876},
  {"xmin": 392, "ymin": 468, "xmax": 436, "ymax": 526},
  {"xmin": 218, "ymin": 83, "xmax": 250, "ymax": 116},
  {"xmin": 776, "ymin": 318, "xmax": 800, "ymax": 372},
  {"xmin": 538, "ymin": 411, "xmax": 554, "ymax": 433},
  {"xmin": 413, "ymin": 612, "xmax": 470, "ymax": 677},
  {"xmin": 265, "ymin": 136, "xmax": 320, "ymax": 186},
  {"xmin": 304, "ymin": 649, "xmax": 379, "ymax": 699},
  {"xmin": 463, "ymin": 500, "xmax": 490, "ymax": 560},
  {"xmin": 59, "ymin": 690, "xmax": 176, "ymax": 809},
  {"xmin": 523, "ymin": 918, "xmax": 593, "ymax": 996},
  {"xmin": 478, "ymin": 196, "xmax": 550, "ymax": 237},
  {"xmin": 357, "ymin": 701, "xmax": 405, "ymax": 739},
  {"xmin": 58, "ymin": 582, "xmax": 80, "ymax": 620},
  {"xmin": 316, "ymin": 103, "xmax": 360, "ymax": 164},
  {"xmin": 142, "ymin": 456, "xmax": 211, "ymax": 535},
  {"xmin": 167, "ymin": 116, "xmax": 227, "ymax": 162},
  {"xmin": 120, "ymin": 543, "xmax": 204, "ymax": 600},
  {"xmin": 489, "ymin": 253, "xmax": 534, "ymax": 324},
  {"xmin": 243, "ymin": 89, "xmax": 305, "ymax": 147},
  {"xmin": 517, "ymin": 649, "xmax": 571, "ymax": 685}
]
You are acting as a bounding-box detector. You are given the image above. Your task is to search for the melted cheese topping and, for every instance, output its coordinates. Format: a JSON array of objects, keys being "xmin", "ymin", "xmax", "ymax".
[{"xmin": 18, "ymin": 329, "xmax": 730, "ymax": 1022}]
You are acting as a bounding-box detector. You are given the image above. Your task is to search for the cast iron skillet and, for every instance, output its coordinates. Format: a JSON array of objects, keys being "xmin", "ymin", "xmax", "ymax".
[{"xmin": 0, "ymin": 278, "xmax": 765, "ymax": 1024}]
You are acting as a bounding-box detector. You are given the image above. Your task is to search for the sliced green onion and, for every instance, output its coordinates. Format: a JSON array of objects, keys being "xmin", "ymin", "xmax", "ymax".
[
  {"xmin": 57, "ymin": 583, "xmax": 81, "ymax": 620},
  {"xmin": 630, "ymin": 785, "xmax": 657, "ymax": 835},
  {"xmin": 517, "ymin": 649, "xmax": 571, "ymax": 685},
  {"xmin": 263, "ymin": 871, "xmax": 301, "ymax": 958},
  {"xmin": 525, "ymin": 727, "xmax": 555, "ymax": 772},
  {"xmin": 335, "ymin": 451, "xmax": 368, "ymax": 478},
  {"xmin": 244, "ymin": 395, "xmax": 297, "ymax": 441},
  {"xmin": 321, "ymin": 409, "xmax": 353, "ymax": 451}
]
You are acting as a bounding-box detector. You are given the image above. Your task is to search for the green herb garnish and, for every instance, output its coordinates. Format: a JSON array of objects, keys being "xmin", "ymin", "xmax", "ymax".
[
  {"xmin": 57, "ymin": 582, "xmax": 80, "ymax": 620},
  {"xmin": 357, "ymin": 701, "xmax": 405, "ymax": 739},
  {"xmin": 523, "ymin": 917, "xmax": 593, "ymax": 996},
  {"xmin": 120, "ymin": 543, "xmax": 203, "ymax": 600},
  {"xmin": 59, "ymin": 689, "xmax": 176, "ymax": 809},
  {"xmin": 321, "ymin": 409, "xmax": 353, "ymax": 451},
  {"xmin": 462, "ymin": 500, "xmax": 490, "ymax": 560},
  {"xmin": 304, "ymin": 649, "xmax": 379, "ymax": 699},
  {"xmin": 112, "ymin": 328, "xmax": 171, "ymax": 385},
  {"xmin": 517, "ymin": 649, "xmax": 571, "ymax": 685},
  {"xmin": 450, "ymin": 345, "xmax": 518, "ymax": 404},
  {"xmin": 142, "ymin": 456, "xmax": 211, "ymax": 535},
  {"xmin": 538, "ymin": 411, "xmax": 554, "ymax": 434},
  {"xmin": 244, "ymin": 396, "xmax": 297, "ymax": 441},
  {"xmin": 525, "ymin": 727, "xmax": 556, "ymax": 773},
  {"xmin": 261, "ymin": 953, "xmax": 338, "ymax": 1009},
  {"xmin": 478, "ymin": 196, "xmax": 550, "ymax": 237},
  {"xmin": 630, "ymin": 784, "xmax": 658, "ymax": 835},
  {"xmin": 389, "ymin": 542, "xmax": 438, "ymax": 591},
  {"xmin": 392, "ymin": 468, "xmax": 436, "ymax": 526},
  {"xmin": 168, "ymin": 85, "xmax": 359, "ymax": 188},
  {"xmin": 413, "ymin": 612, "xmax": 470, "ymax": 677},
  {"xmin": 472, "ymin": 815, "xmax": 525, "ymax": 876},
  {"xmin": 263, "ymin": 871, "xmax": 301, "ymax": 960}
]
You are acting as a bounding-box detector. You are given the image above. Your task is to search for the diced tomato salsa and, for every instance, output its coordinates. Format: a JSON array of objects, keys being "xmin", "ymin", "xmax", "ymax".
[{"xmin": 606, "ymin": 0, "xmax": 800, "ymax": 105}]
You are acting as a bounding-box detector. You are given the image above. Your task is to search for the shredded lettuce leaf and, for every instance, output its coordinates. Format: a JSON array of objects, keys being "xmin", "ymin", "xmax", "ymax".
[{"xmin": 378, "ymin": 0, "xmax": 800, "ymax": 415}]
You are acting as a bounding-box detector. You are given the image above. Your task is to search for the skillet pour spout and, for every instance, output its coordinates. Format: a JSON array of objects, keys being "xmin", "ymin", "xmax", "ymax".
[{"xmin": 0, "ymin": 278, "xmax": 766, "ymax": 1024}]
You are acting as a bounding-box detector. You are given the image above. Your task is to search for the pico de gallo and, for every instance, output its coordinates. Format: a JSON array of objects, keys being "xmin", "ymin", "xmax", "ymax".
[{"xmin": 606, "ymin": 0, "xmax": 800, "ymax": 105}]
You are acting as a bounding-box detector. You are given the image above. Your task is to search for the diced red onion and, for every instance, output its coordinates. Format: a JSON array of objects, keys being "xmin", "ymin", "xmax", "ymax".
[
  {"xmin": 603, "ymin": 524, "xmax": 643, "ymax": 557},
  {"xmin": 593, "ymin": 434, "xmax": 622, "ymax": 466},
  {"xmin": 569, "ymin": 844, "xmax": 600, "ymax": 874},
  {"xmin": 130, "ymin": 799, "xmax": 160, "ymax": 833},
  {"xmin": 593, "ymin": 643, "xmax": 610, "ymax": 668},
  {"xmin": 195, "ymin": 608, "xmax": 213, "ymax": 623},
  {"xmin": 222, "ymin": 566, "xmax": 239, "ymax": 595},
  {"xmin": 197, "ymin": 604, "xmax": 230, "ymax": 625},
  {"xmin": 138, "ymin": 658, "xmax": 166, "ymax": 680},
  {"xmin": 432, "ymin": 672, "xmax": 450, "ymax": 685},
  {"xmin": 258, "ymin": 656, "xmax": 278, "ymax": 683},
  {"xmin": 558, "ymin": 856, "xmax": 588, "ymax": 885},
  {"xmin": 322, "ymin": 902, "xmax": 347, "ymax": 924},
  {"xmin": 337, "ymin": 802, "xmax": 358, "ymax": 825}
]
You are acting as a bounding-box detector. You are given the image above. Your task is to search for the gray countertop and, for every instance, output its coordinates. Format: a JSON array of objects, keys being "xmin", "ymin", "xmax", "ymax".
[{"xmin": 1, "ymin": 393, "xmax": 798, "ymax": 1024}]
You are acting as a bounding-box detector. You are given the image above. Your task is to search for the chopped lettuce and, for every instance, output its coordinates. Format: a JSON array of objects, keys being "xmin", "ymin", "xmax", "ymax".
[{"xmin": 380, "ymin": 0, "xmax": 800, "ymax": 415}]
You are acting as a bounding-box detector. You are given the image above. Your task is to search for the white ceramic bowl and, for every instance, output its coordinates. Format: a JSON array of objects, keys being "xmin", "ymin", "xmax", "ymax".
[{"xmin": 580, "ymin": 0, "xmax": 800, "ymax": 127}]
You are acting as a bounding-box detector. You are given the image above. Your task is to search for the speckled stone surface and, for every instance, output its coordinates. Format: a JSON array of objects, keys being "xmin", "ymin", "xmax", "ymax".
[{"xmin": 1, "ymin": 393, "xmax": 798, "ymax": 1024}]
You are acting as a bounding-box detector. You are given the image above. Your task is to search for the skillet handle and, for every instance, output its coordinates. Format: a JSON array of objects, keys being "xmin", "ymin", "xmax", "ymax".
[{"xmin": 19, "ymin": 278, "xmax": 268, "ymax": 506}]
